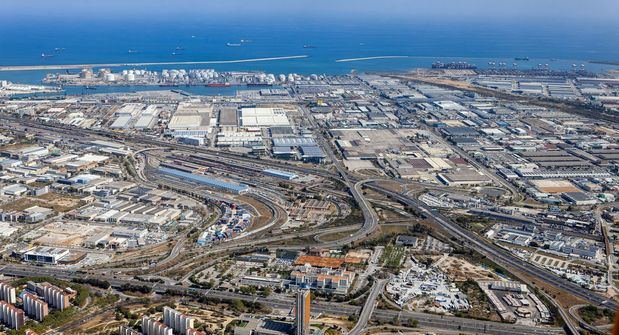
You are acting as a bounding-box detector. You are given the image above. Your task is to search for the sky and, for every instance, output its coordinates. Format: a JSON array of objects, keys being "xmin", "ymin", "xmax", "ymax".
[{"xmin": 2, "ymin": 0, "xmax": 619, "ymax": 24}]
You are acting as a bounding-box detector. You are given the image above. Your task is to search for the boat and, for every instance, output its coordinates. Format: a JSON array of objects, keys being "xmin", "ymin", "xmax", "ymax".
[
  {"xmin": 240, "ymin": 39, "xmax": 252, "ymax": 43},
  {"xmin": 247, "ymin": 83, "xmax": 272, "ymax": 87},
  {"xmin": 175, "ymin": 46, "xmax": 185, "ymax": 51},
  {"xmin": 303, "ymin": 45, "xmax": 317, "ymax": 49},
  {"xmin": 207, "ymin": 83, "xmax": 231, "ymax": 87},
  {"xmin": 226, "ymin": 43, "xmax": 241, "ymax": 47},
  {"xmin": 159, "ymin": 84, "xmax": 179, "ymax": 87},
  {"xmin": 54, "ymin": 47, "xmax": 65, "ymax": 52},
  {"xmin": 84, "ymin": 86, "xmax": 97, "ymax": 90},
  {"xmin": 514, "ymin": 57, "xmax": 529, "ymax": 61},
  {"xmin": 128, "ymin": 49, "xmax": 138, "ymax": 54},
  {"xmin": 171, "ymin": 52, "xmax": 182, "ymax": 56},
  {"xmin": 41, "ymin": 53, "xmax": 55, "ymax": 58},
  {"xmin": 431, "ymin": 61, "xmax": 477, "ymax": 70}
]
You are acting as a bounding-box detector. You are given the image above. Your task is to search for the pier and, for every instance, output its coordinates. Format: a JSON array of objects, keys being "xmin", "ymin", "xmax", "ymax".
[{"xmin": 0, "ymin": 55, "xmax": 309, "ymax": 72}]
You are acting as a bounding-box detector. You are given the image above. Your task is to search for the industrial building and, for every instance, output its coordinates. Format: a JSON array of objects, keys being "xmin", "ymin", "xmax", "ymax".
[
  {"xmin": 23, "ymin": 247, "xmax": 70, "ymax": 264},
  {"xmin": 233, "ymin": 317, "xmax": 294, "ymax": 335},
  {"xmin": 167, "ymin": 102, "xmax": 213, "ymax": 138},
  {"xmin": 158, "ymin": 166, "xmax": 249, "ymax": 194},
  {"xmin": 263, "ymin": 169, "xmax": 298, "ymax": 180},
  {"xmin": 0, "ymin": 301, "xmax": 25, "ymax": 330},
  {"xmin": 240, "ymin": 107, "xmax": 290, "ymax": 127},
  {"xmin": 110, "ymin": 103, "xmax": 145, "ymax": 129},
  {"xmin": 163, "ymin": 307, "xmax": 195, "ymax": 335}
]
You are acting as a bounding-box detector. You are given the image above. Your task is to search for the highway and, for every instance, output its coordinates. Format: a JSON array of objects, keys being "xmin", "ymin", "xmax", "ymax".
[
  {"xmin": 0, "ymin": 114, "xmax": 615, "ymax": 318},
  {"xmin": 348, "ymin": 277, "xmax": 389, "ymax": 335},
  {"xmin": 0, "ymin": 264, "xmax": 564, "ymax": 335},
  {"xmin": 367, "ymin": 183, "xmax": 618, "ymax": 312}
]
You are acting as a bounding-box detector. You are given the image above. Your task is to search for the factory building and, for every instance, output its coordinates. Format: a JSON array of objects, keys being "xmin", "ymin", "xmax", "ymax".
[
  {"xmin": 142, "ymin": 316, "xmax": 173, "ymax": 335},
  {"xmin": 23, "ymin": 247, "xmax": 70, "ymax": 264},
  {"xmin": 41, "ymin": 284, "xmax": 70, "ymax": 311},
  {"xmin": 0, "ymin": 301, "xmax": 25, "ymax": 330},
  {"xmin": 22, "ymin": 293, "xmax": 49, "ymax": 322},
  {"xmin": 167, "ymin": 102, "xmax": 212, "ymax": 138},
  {"xmin": 158, "ymin": 167, "xmax": 249, "ymax": 194},
  {"xmin": 295, "ymin": 287, "xmax": 311, "ymax": 335},
  {"xmin": 163, "ymin": 306, "xmax": 194, "ymax": 335},
  {"xmin": 0, "ymin": 282, "xmax": 16, "ymax": 304},
  {"xmin": 263, "ymin": 169, "xmax": 298, "ymax": 180},
  {"xmin": 239, "ymin": 107, "xmax": 290, "ymax": 127}
]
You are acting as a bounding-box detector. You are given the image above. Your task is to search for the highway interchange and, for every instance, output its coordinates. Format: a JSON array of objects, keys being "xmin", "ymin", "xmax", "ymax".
[{"xmin": 0, "ymin": 111, "xmax": 614, "ymax": 335}]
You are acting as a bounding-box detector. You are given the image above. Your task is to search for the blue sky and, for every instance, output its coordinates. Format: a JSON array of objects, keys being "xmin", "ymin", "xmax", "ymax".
[{"xmin": 2, "ymin": 0, "xmax": 618, "ymax": 23}]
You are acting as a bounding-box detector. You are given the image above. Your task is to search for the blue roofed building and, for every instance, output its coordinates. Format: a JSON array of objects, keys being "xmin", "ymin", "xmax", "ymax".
[
  {"xmin": 299, "ymin": 146, "xmax": 326, "ymax": 164},
  {"xmin": 158, "ymin": 167, "xmax": 249, "ymax": 194},
  {"xmin": 263, "ymin": 169, "xmax": 298, "ymax": 180}
]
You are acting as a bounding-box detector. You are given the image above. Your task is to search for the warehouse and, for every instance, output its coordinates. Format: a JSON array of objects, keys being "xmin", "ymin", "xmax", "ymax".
[
  {"xmin": 438, "ymin": 169, "xmax": 491, "ymax": 186},
  {"xmin": 263, "ymin": 169, "xmax": 298, "ymax": 180},
  {"xmin": 158, "ymin": 167, "xmax": 249, "ymax": 194},
  {"xmin": 239, "ymin": 107, "xmax": 290, "ymax": 127},
  {"xmin": 23, "ymin": 247, "xmax": 69, "ymax": 264},
  {"xmin": 529, "ymin": 179, "xmax": 580, "ymax": 194},
  {"xmin": 134, "ymin": 105, "xmax": 160, "ymax": 130},
  {"xmin": 167, "ymin": 102, "xmax": 212, "ymax": 137}
]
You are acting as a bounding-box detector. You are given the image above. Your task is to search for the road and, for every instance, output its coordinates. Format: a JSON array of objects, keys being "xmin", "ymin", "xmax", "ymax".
[
  {"xmin": 368, "ymin": 183, "xmax": 618, "ymax": 312},
  {"xmin": 1, "ymin": 114, "xmax": 615, "ymax": 312},
  {"xmin": 0, "ymin": 264, "xmax": 563, "ymax": 335},
  {"xmin": 348, "ymin": 277, "xmax": 389, "ymax": 335}
]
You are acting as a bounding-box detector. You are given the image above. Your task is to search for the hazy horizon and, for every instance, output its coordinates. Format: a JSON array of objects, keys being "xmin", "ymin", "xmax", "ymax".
[{"xmin": 2, "ymin": 0, "xmax": 619, "ymax": 25}]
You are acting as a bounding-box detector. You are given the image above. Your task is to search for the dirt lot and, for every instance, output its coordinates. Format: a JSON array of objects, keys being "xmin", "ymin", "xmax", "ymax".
[
  {"xmin": 437, "ymin": 256, "xmax": 499, "ymax": 282},
  {"xmin": 237, "ymin": 195, "xmax": 275, "ymax": 232},
  {"xmin": 0, "ymin": 192, "xmax": 82, "ymax": 212}
]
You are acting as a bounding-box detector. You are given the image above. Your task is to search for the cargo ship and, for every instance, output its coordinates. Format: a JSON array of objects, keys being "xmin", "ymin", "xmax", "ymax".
[
  {"xmin": 207, "ymin": 83, "xmax": 231, "ymax": 87},
  {"xmin": 431, "ymin": 61, "xmax": 477, "ymax": 70}
]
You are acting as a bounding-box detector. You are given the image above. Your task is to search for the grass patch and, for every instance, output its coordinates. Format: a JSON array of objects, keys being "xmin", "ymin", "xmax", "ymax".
[{"xmin": 380, "ymin": 244, "xmax": 406, "ymax": 269}]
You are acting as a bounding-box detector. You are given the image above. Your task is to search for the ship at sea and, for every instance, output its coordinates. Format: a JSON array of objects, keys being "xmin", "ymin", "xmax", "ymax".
[
  {"xmin": 127, "ymin": 49, "xmax": 138, "ymax": 54},
  {"xmin": 514, "ymin": 57, "xmax": 530, "ymax": 61},
  {"xmin": 41, "ymin": 53, "xmax": 55, "ymax": 58},
  {"xmin": 226, "ymin": 43, "xmax": 242, "ymax": 47},
  {"xmin": 207, "ymin": 83, "xmax": 232, "ymax": 87},
  {"xmin": 431, "ymin": 61, "xmax": 477, "ymax": 70},
  {"xmin": 303, "ymin": 45, "xmax": 317, "ymax": 49},
  {"xmin": 247, "ymin": 83, "xmax": 272, "ymax": 87}
]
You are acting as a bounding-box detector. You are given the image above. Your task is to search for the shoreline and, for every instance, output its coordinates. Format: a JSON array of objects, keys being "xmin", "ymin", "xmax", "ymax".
[{"xmin": 0, "ymin": 55, "xmax": 309, "ymax": 72}]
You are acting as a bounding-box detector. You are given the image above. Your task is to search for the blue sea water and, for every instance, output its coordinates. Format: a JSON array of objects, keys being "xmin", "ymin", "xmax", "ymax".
[{"xmin": 1, "ymin": 16, "xmax": 618, "ymax": 92}]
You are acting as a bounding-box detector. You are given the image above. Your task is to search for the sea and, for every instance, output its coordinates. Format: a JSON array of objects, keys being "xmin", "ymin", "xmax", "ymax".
[{"xmin": 1, "ymin": 16, "xmax": 618, "ymax": 96}]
